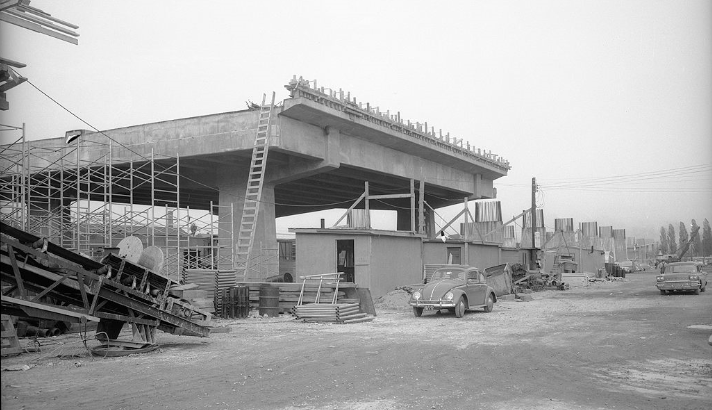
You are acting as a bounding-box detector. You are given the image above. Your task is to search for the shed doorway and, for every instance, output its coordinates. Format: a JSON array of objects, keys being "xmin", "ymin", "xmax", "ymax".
[
  {"xmin": 446, "ymin": 247, "xmax": 461, "ymax": 264},
  {"xmin": 336, "ymin": 239, "xmax": 355, "ymax": 282}
]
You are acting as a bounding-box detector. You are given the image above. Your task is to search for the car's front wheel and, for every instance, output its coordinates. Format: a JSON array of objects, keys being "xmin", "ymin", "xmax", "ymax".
[
  {"xmin": 484, "ymin": 293, "xmax": 494, "ymax": 313},
  {"xmin": 660, "ymin": 289, "xmax": 666, "ymax": 295},
  {"xmin": 413, "ymin": 307, "xmax": 423, "ymax": 317},
  {"xmin": 693, "ymin": 288, "xmax": 700, "ymax": 295},
  {"xmin": 454, "ymin": 297, "xmax": 466, "ymax": 318}
]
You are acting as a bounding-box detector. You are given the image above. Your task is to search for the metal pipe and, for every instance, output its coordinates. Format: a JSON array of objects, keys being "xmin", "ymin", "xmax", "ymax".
[{"xmin": 24, "ymin": 325, "xmax": 49, "ymax": 337}]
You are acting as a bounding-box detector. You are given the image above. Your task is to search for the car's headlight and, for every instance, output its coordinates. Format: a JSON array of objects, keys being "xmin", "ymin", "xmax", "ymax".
[
  {"xmin": 689, "ymin": 275, "xmax": 699, "ymax": 280},
  {"xmin": 656, "ymin": 276, "xmax": 664, "ymax": 282},
  {"xmin": 443, "ymin": 291, "xmax": 454, "ymax": 301},
  {"xmin": 412, "ymin": 291, "xmax": 421, "ymax": 300}
]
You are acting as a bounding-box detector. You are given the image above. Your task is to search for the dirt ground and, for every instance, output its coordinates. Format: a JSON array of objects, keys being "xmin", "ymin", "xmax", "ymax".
[{"xmin": 2, "ymin": 270, "xmax": 711, "ymax": 410}]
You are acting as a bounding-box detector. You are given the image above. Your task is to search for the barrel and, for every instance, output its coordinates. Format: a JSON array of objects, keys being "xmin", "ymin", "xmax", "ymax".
[
  {"xmin": 258, "ymin": 284, "xmax": 280, "ymax": 317},
  {"xmin": 235, "ymin": 285, "xmax": 250, "ymax": 318}
]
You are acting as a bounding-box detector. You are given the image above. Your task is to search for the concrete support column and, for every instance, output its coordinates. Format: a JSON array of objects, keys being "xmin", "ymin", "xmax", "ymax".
[
  {"xmin": 256, "ymin": 183, "xmax": 278, "ymax": 278},
  {"xmin": 217, "ymin": 162, "xmax": 278, "ymax": 278}
]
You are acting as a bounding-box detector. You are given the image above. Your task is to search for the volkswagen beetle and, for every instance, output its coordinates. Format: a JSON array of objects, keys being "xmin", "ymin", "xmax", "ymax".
[{"xmin": 409, "ymin": 265, "xmax": 496, "ymax": 318}]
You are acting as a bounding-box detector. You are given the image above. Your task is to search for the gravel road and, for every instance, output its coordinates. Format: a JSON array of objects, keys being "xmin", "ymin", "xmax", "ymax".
[{"xmin": 2, "ymin": 270, "xmax": 711, "ymax": 410}]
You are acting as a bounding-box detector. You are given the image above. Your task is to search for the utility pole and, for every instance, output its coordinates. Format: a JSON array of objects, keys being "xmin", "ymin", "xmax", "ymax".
[
  {"xmin": 531, "ymin": 177, "xmax": 537, "ymax": 269},
  {"xmin": 578, "ymin": 224, "xmax": 582, "ymax": 272}
]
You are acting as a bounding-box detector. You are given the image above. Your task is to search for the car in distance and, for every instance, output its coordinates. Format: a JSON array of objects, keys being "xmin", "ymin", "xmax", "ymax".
[
  {"xmin": 617, "ymin": 260, "xmax": 640, "ymax": 273},
  {"xmin": 409, "ymin": 265, "xmax": 497, "ymax": 318},
  {"xmin": 656, "ymin": 262, "xmax": 708, "ymax": 295}
]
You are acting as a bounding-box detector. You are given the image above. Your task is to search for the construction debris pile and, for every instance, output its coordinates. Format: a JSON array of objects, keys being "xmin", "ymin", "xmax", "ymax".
[{"xmin": 510, "ymin": 263, "xmax": 570, "ymax": 292}]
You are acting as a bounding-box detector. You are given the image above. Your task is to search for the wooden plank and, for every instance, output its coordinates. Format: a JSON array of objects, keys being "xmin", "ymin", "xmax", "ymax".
[
  {"xmin": 5, "ymin": 9, "xmax": 80, "ymax": 37},
  {"xmin": 332, "ymin": 192, "xmax": 366, "ymax": 227},
  {"xmin": 76, "ymin": 272, "xmax": 90, "ymax": 309},
  {"xmin": 30, "ymin": 269, "xmax": 73, "ymax": 302},
  {"xmin": 88, "ymin": 276, "xmax": 104, "ymax": 315},
  {"xmin": 0, "ymin": 222, "xmax": 101, "ymax": 271},
  {"xmin": 1, "ymin": 294, "xmax": 99, "ymax": 322},
  {"xmin": 0, "ymin": 13, "xmax": 78, "ymax": 44},
  {"xmin": 93, "ymin": 312, "xmax": 159, "ymax": 326},
  {"xmin": 6, "ymin": 245, "xmax": 26, "ymax": 297},
  {"xmin": 336, "ymin": 312, "xmax": 366, "ymax": 319},
  {"xmin": 0, "ymin": 1, "xmax": 21, "ymax": 13},
  {"xmin": 341, "ymin": 316, "xmax": 374, "ymax": 324},
  {"xmin": 18, "ymin": 3, "xmax": 80, "ymax": 29},
  {"xmin": 367, "ymin": 193, "xmax": 412, "ymax": 200}
]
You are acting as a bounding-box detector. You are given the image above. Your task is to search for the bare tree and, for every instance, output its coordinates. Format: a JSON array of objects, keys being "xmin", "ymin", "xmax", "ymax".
[
  {"xmin": 679, "ymin": 222, "xmax": 689, "ymax": 257},
  {"xmin": 668, "ymin": 224, "xmax": 677, "ymax": 255},
  {"xmin": 703, "ymin": 219, "xmax": 712, "ymax": 257}
]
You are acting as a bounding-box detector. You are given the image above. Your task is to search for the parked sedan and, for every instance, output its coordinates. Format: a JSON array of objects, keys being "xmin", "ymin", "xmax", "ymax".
[
  {"xmin": 409, "ymin": 265, "xmax": 496, "ymax": 318},
  {"xmin": 656, "ymin": 262, "xmax": 708, "ymax": 295}
]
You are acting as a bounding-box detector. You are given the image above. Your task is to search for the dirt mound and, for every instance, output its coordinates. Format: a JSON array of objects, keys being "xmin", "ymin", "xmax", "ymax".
[{"xmin": 374, "ymin": 288, "xmax": 412, "ymax": 310}]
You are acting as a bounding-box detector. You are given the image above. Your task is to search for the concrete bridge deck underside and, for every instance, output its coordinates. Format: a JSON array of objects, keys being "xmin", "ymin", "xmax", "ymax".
[{"xmin": 1, "ymin": 95, "xmax": 509, "ymax": 277}]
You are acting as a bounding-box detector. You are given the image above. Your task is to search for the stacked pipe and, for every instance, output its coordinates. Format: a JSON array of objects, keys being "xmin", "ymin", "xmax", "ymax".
[{"xmin": 292, "ymin": 303, "xmax": 373, "ymax": 324}]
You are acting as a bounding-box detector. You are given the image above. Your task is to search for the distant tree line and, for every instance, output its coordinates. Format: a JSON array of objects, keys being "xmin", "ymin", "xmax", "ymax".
[{"xmin": 659, "ymin": 218, "xmax": 711, "ymax": 257}]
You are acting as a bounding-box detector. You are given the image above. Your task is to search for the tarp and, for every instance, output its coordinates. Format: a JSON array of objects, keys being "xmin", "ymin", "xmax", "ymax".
[{"xmin": 484, "ymin": 263, "xmax": 513, "ymax": 296}]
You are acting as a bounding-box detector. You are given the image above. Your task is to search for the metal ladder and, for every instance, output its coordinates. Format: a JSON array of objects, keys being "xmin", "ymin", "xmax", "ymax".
[{"xmin": 236, "ymin": 92, "xmax": 275, "ymax": 281}]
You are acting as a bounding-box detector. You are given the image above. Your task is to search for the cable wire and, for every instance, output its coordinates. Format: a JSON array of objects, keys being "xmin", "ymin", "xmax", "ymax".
[{"xmin": 17, "ymin": 70, "xmax": 220, "ymax": 192}]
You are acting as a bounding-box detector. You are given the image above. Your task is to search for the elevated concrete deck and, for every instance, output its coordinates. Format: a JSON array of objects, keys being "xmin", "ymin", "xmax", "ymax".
[{"xmin": 1, "ymin": 82, "xmax": 510, "ymax": 278}]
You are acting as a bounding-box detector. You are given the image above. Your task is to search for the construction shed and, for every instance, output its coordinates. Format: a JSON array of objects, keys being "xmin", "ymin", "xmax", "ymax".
[
  {"xmin": 291, "ymin": 228, "xmax": 424, "ymax": 299},
  {"xmin": 423, "ymin": 240, "xmax": 506, "ymax": 272}
]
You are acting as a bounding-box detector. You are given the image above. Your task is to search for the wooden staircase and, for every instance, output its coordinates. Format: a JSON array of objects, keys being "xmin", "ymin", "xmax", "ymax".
[{"xmin": 236, "ymin": 92, "xmax": 276, "ymax": 281}]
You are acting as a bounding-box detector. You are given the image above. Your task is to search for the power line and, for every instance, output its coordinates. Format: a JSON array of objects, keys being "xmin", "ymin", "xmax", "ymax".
[
  {"xmin": 16, "ymin": 69, "xmax": 220, "ymax": 193},
  {"xmin": 540, "ymin": 164, "xmax": 712, "ymax": 189}
]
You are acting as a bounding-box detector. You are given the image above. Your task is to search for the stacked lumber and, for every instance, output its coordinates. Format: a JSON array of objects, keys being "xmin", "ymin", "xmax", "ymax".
[
  {"xmin": 182, "ymin": 269, "xmax": 237, "ymax": 298},
  {"xmin": 182, "ymin": 269, "xmax": 239, "ymax": 313},
  {"xmin": 292, "ymin": 303, "xmax": 373, "ymax": 324},
  {"xmin": 237, "ymin": 282, "xmax": 353, "ymax": 314}
]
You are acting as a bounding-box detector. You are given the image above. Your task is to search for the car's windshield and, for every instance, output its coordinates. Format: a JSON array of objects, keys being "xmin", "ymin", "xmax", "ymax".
[
  {"xmin": 665, "ymin": 265, "xmax": 696, "ymax": 273},
  {"xmin": 432, "ymin": 268, "xmax": 466, "ymax": 280},
  {"xmin": 619, "ymin": 261, "xmax": 632, "ymax": 267}
]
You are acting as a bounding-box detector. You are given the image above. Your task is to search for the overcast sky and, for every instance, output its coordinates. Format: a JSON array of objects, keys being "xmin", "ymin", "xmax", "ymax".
[{"xmin": 1, "ymin": 0, "xmax": 710, "ymax": 241}]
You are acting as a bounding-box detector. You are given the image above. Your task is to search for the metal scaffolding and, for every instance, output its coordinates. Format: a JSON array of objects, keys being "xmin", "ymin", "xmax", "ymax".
[{"xmin": 0, "ymin": 128, "xmax": 233, "ymax": 281}]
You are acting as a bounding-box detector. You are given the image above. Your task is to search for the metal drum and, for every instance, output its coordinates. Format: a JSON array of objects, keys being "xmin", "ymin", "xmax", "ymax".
[
  {"xmin": 258, "ymin": 284, "xmax": 279, "ymax": 317},
  {"xmin": 235, "ymin": 285, "xmax": 250, "ymax": 318}
]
